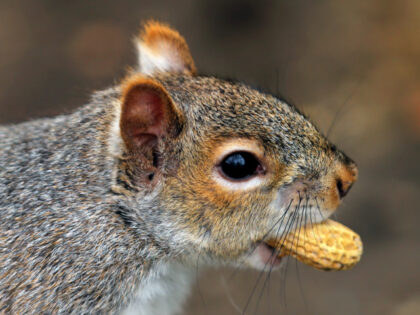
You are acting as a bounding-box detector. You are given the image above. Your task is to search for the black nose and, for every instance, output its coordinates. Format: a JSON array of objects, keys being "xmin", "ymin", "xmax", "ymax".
[{"xmin": 336, "ymin": 178, "xmax": 353, "ymax": 199}]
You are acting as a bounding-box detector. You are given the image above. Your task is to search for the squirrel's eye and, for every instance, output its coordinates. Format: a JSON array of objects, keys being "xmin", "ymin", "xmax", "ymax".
[{"xmin": 219, "ymin": 151, "xmax": 262, "ymax": 180}]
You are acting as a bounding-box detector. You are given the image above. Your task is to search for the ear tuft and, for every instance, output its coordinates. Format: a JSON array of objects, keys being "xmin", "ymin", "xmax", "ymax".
[{"xmin": 136, "ymin": 20, "xmax": 196, "ymax": 76}]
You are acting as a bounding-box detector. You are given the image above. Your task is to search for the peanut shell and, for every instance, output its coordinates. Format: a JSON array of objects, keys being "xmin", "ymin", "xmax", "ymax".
[{"xmin": 267, "ymin": 219, "xmax": 362, "ymax": 271}]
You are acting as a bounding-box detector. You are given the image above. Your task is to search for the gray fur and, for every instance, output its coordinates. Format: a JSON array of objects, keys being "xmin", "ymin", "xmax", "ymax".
[
  {"xmin": 0, "ymin": 72, "xmax": 356, "ymax": 313},
  {"xmin": 0, "ymin": 89, "xmax": 159, "ymax": 313}
]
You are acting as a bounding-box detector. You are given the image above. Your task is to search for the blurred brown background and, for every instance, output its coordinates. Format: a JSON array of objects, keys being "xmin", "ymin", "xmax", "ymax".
[{"xmin": 1, "ymin": 1, "xmax": 419, "ymax": 314}]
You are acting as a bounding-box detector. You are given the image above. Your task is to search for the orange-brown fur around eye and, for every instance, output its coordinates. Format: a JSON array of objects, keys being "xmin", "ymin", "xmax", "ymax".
[{"xmin": 159, "ymin": 135, "xmax": 287, "ymax": 258}]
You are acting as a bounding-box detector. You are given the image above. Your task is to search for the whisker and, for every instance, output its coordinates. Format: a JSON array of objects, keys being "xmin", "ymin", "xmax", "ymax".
[
  {"xmin": 326, "ymin": 78, "xmax": 365, "ymax": 138},
  {"xmin": 308, "ymin": 199, "xmax": 319, "ymax": 245},
  {"xmin": 240, "ymin": 200, "xmax": 294, "ymax": 314},
  {"xmin": 252, "ymin": 208, "xmax": 293, "ymax": 314},
  {"xmin": 314, "ymin": 197, "xmax": 340, "ymax": 243},
  {"xmin": 228, "ymin": 199, "xmax": 293, "ymax": 281},
  {"xmin": 294, "ymin": 193, "xmax": 309, "ymax": 314},
  {"xmin": 249, "ymin": 200, "xmax": 296, "ymax": 313},
  {"xmin": 277, "ymin": 201, "xmax": 300, "ymax": 308},
  {"xmin": 220, "ymin": 275, "xmax": 242, "ymax": 314}
]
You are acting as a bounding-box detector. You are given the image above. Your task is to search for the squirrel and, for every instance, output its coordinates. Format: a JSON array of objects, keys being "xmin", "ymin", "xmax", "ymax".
[{"xmin": 0, "ymin": 21, "xmax": 358, "ymax": 314}]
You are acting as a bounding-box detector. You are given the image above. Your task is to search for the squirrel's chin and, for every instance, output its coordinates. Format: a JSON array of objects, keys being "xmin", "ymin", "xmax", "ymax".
[{"xmin": 243, "ymin": 242, "xmax": 284, "ymax": 271}]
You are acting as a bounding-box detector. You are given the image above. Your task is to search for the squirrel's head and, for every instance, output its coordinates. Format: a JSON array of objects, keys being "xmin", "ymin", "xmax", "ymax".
[{"xmin": 112, "ymin": 21, "xmax": 358, "ymax": 268}]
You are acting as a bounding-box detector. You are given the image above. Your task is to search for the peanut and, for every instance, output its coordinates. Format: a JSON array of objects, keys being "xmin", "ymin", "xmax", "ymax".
[{"xmin": 267, "ymin": 219, "xmax": 363, "ymax": 271}]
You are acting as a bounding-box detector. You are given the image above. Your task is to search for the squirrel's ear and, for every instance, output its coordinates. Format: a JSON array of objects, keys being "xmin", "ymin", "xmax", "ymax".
[
  {"xmin": 120, "ymin": 75, "xmax": 184, "ymax": 154},
  {"xmin": 135, "ymin": 20, "xmax": 196, "ymax": 76}
]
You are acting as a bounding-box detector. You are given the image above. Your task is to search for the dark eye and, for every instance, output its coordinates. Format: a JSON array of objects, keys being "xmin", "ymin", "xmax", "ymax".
[{"xmin": 219, "ymin": 151, "xmax": 262, "ymax": 180}]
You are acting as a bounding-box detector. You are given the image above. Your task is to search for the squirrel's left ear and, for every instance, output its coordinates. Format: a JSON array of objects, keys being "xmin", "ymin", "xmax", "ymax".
[
  {"xmin": 136, "ymin": 20, "xmax": 196, "ymax": 76},
  {"xmin": 119, "ymin": 75, "xmax": 185, "ymax": 157}
]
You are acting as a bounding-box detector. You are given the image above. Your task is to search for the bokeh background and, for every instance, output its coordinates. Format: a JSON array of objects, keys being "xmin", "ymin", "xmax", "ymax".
[{"xmin": 1, "ymin": 1, "xmax": 419, "ymax": 314}]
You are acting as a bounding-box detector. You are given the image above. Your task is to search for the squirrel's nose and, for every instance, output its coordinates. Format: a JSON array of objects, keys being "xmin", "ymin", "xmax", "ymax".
[
  {"xmin": 336, "ymin": 178, "xmax": 352, "ymax": 199},
  {"xmin": 335, "ymin": 162, "xmax": 358, "ymax": 199}
]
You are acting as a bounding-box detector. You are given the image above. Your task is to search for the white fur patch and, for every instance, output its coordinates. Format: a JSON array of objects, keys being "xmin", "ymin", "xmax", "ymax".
[
  {"xmin": 137, "ymin": 42, "xmax": 186, "ymax": 76},
  {"xmin": 107, "ymin": 100, "xmax": 124, "ymax": 157},
  {"xmin": 212, "ymin": 171, "xmax": 265, "ymax": 191},
  {"xmin": 120, "ymin": 262, "xmax": 194, "ymax": 315}
]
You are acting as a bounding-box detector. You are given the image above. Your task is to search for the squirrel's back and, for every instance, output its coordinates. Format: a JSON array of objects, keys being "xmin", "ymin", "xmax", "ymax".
[
  {"xmin": 0, "ymin": 89, "xmax": 156, "ymax": 313},
  {"xmin": 0, "ymin": 89, "xmax": 115, "ymax": 210}
]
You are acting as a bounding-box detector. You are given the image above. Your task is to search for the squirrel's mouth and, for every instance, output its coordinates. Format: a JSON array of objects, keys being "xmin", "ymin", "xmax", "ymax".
[
  {"xmin": 255, "ymin": 242, "xmax": 283, "ymax": 267},
  {"xmin": 244, "ymin": 241, "xmax": 283, "ymax": 270}
]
